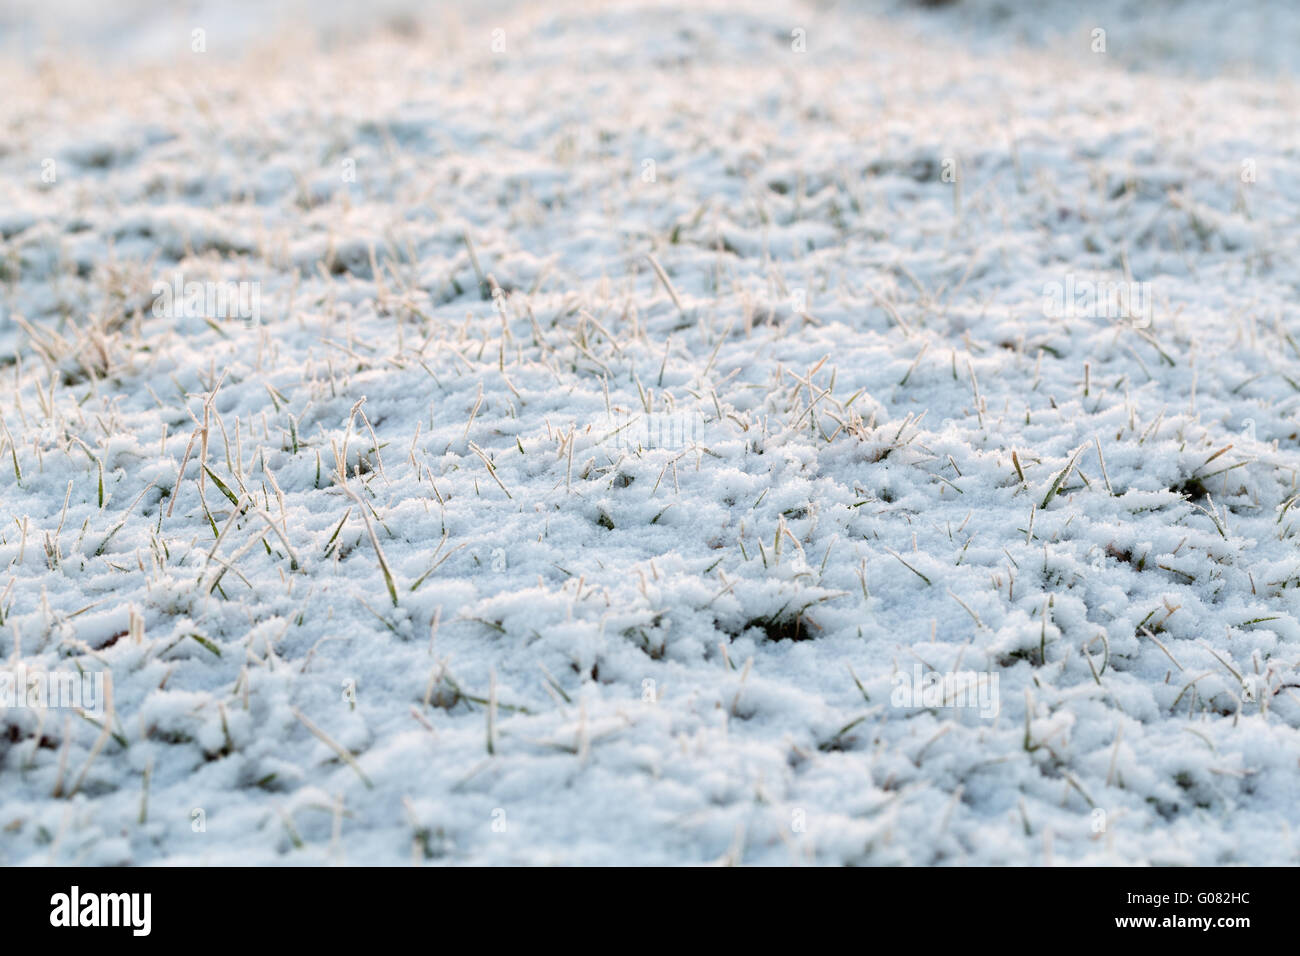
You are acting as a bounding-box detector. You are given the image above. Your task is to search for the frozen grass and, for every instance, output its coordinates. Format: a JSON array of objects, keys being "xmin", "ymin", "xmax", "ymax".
[{"xmin": 0, "ymin": 0, "xmax": 1299, "ymax": 864}]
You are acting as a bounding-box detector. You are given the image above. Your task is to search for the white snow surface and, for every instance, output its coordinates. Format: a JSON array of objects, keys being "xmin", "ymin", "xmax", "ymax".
[{"xmin": 1, "ymin": 0, "xmax": 1299, "ymax": 865}]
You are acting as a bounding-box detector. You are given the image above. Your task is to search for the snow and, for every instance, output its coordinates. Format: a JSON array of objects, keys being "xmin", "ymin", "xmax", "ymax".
[{"xmin": 1, "ymin": 0, "xmax": 1299, "ymax": 865}]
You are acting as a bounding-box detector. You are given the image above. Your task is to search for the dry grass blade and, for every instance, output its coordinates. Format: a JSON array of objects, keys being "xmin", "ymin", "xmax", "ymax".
[
  {"xmin": 1041, "ymin": 443, "xmax": 1087, "ymax": 509},
  {"xmin": 341, "ymin": 485, "xmax": 398, "ymax": 606},
  {"xmin": 291, "ymin": 707, "xmax": 373, "ymax": 789}
]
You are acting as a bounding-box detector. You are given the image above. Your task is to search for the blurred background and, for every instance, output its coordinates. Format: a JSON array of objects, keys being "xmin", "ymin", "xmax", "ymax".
[{"xmin": 1, "ymin": 0, "xmax": 1296, "ymax": 78}]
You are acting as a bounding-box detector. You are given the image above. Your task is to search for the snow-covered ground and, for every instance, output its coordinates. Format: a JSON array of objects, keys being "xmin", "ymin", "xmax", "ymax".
[{"xmin": 2, "ymin": 0, "xmax": 1299, "ymax": 865}]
